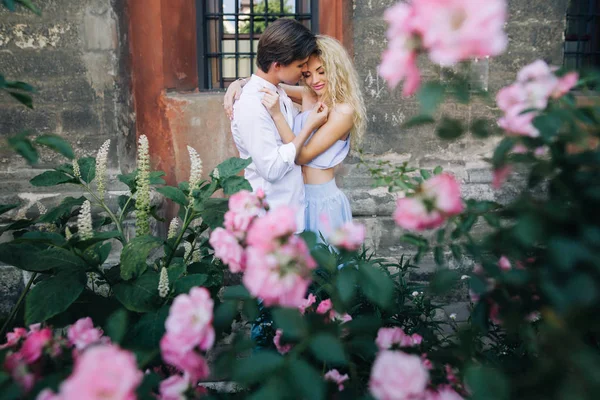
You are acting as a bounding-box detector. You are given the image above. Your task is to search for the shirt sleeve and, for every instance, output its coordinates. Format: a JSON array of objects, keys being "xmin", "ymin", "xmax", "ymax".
[{"xmin": 235, "ymin": 100, "xmax": 297, "ymax": 183}]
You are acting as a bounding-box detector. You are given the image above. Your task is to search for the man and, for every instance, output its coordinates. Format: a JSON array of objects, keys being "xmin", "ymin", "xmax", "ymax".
[{"xmin": 230, "ymin": 19, "xmax": 317, "ymax": 231}]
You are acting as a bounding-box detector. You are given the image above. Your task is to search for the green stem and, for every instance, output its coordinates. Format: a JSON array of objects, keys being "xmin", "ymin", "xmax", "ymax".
[
  {"xmin": 118, "ymin": 195, "xmax": 134, "ymax": 223},
  {"xmin": 163, "ymin": 206, "xmax": 193, "ymax": 269},
  {"xmin": 0, "ymin": 272, "xmax": 37, "ymax": 336},
  {"xmin": 82, "ymin": 184, "xmax": 126, "ymax": 244}
]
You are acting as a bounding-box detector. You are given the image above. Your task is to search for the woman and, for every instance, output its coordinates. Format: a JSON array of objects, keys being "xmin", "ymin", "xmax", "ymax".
[{"xmin": 225, "ymin": 35, "xmax": 366, "ymax": 237}]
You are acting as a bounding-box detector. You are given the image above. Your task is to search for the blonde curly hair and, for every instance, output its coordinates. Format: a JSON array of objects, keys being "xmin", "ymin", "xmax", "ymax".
[{"xmin": 307, "ymin": 35, "xmax": 367, "ymax": 149}]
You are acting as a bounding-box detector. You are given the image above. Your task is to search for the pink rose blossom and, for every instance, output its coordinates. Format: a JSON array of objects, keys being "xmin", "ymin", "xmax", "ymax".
[
  {"xmin": 553, "ymin": 72, "xmax": 578, "ymax": 98},
  {"xmin": 333, "ymin": 313, "xmax": 353, "ymax": 324},
  {"xmin": 273, "ymin": 329, "xmax": 293, "ymax": 355},
  {"xmin": 425, "ymin": 386, "xmax": 464, "ymax": 400},
  {"xmin": 5, "ymin": 352, "xmax": 35, "ymax": 392},
  {"xmin": 316, "ymin": 299, "xmax": 333, "ymax": 315},
  {"xmin": 21, "ymin": 328, "xmax": 52, "ymax": 364},
  {"xmin": 421, "ymin": 354, "xmax": 434, "ymax": 370},
  {"xmin": 376, "ymin": 327, "xmax": 422, "ymax": 350},
  {"xmin": 421, "ymin": 173, "xmax": 464, "ymax": 216},
  {"xmin": 329, "ymin": 222, "xmax": 366, "ymax": 251},
  {"xmin": 369, "ymin": 350, "xmax": 429, "ymax": 400},
  {"xmin": 209, "ymin": 227, "xmax": 245, "ymax": 273},
  {"xmin": 298, "ymin": 293, "xmax": 317, "ymax": 314},
  {"xmin": 37, "ymin": 389, "xmax": 60, "ymax": 400},
  {"xmin": 0, "ymin": 327, "xmax": 27, "ymax": 349},
  {"xmin": 246, "ymin": 206, "xmax": 298, "ymax": 251},
  {"xmin": 159, "ymin": 375, "xmax": 190, "ymax": 400},
  {"xmin": 224, "ymin": 190, "xmax": 265, "ymax": 236},
  {"xmin": 58, "ymin": 344, "xmax": 142, "ymax": 400},
  {"xmin": 415, "ymin": 0, "xmax": 507, "ymax": 65},
  {"xmin": 394, "ymin": 197, "xmax": 444, "ymax": 231},
  {"xmin": 492, "ymin": 165, "xmax": 512, "ymax": 190},
  {"xmin": 243, "ymin": 236, "xmax": 316, "ymax": 308},
  {"xmin": 68, "ymin": 317, "xmax": 104, "ymax": 351},
  {"xmin": 498, "ymin": 256, "xmax": 512, "ymax": 271},
  {"xmin": 165, "ymin": 287, "xmax": 215, "ymax": 351},
  {"xmin": 160, "ymin": 334, "xmax": 210, "ymax": 382},
  {"xmin": 324, "ymin": 369, "xmax": 349, "ymax": 391}
]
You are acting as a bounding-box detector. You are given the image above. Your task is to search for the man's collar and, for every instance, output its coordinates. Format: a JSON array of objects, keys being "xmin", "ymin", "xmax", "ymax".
[{"xmin": 250, "ymin": 74, "xmax": 280, "ymax": 92}]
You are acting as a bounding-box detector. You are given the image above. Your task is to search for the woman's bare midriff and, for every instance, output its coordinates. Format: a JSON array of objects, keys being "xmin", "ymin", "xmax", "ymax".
[{"xmin": 302, "ymin": 166, "xmax": 335, "ymax": 185}]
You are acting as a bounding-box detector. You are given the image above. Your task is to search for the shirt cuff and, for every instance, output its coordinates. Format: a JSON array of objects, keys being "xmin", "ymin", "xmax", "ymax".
[{"xmin": 278, "ymin": 142, "xmax": 297, "ymax": 165}]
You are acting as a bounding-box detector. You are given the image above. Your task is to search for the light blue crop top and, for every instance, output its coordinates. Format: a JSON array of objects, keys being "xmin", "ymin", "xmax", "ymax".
[{"xmin": 292, "ymin": 110, "xmax": 350, "ymax": 170}]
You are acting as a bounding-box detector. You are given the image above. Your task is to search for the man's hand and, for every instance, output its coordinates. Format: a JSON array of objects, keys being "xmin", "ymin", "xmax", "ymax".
[{"xmin": 305, "ymin": 102, "xmax": 329, "ymax": 131}]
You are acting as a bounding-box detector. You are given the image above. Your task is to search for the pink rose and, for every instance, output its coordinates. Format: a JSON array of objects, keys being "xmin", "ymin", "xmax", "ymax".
[
  {"xmin": 421, "ymin": 173, "xmax": 464, "ymax": 216},
  {"xmin": 165, "ymin": 287, "xmax": 215, "ymax": 351},
  {"xmin": 329, "ymin": 222, "xmax": 366, "ymax": 251},
  {"xmin": 209, "ymin": 227, "xmax": 245, "ymax": 273},
  {"xmin": 324, "ymin": 369, "xmax": 349, "ymax": 391},
  {"xmin": 498, "ymin": 256, "xmax": 511, "ymax": 271},
  {"xmin": 4, "ymin": 352, "xmax": 35, "ymax": 392},
  {"xmin": 376, "ymin": 327, "xmax": 421, "ymax": 350},
  {"xmin": 316, "ymin": 299, "xmax": 333, "ymax": 315},
  {"xmin": 58, "ymin": 344, "xmax": 142, "ymax": 400},
  {"xmin": 21, "ymin": 328, "xmax": 52, "ymax": 364},
  {"xmin": 379, "ymin": 43, "xmax": 421, "ymax": 96},
  {"xmin": 36, "ymin": 389, "xmax": 60, "ymax": 400},
  {"xmin": 425, "ymin": 386, "xmax": 464, "ymax": 400},
  {"xmin": 298, "ymin": 293, "xmax": 317, "ymax": 314},
  {"xmin": 273, "ymin": 329, "xmax": 293, "ymax": 355},
  {"xmin": 0, "ymin": 327, "xmax": 27, "ymax": 349},
  {"xmin": 394, "ymin": 197, "xmax": 444, "ymax": 231},
  {"xmin": 492, "ymin": 165, "xmax": 512, "ymax": 190},
  {"xmin": 369, "ymin": 350, "xmax": 429, "ymax": 400},
  {"xmin": 159, "ymin": 375, "xmax": 190, "ymax": 400},
  {"xmin": 68, "ymin": 317, "xmax": 104, "ymax": 351},
  {"xmin": 553, "ymin": 72, "xmax": 578, "ymax": 98},
  {"xmin": 416, "ymin": 0, "xmax": 507, "ymax": 65},
  {"xmin": 224, "ymin": 190, "xmax": 265, "ymax": 236},
  {"xmin": 160, "ymin": 334, "xmax": 210, "ymax": 382},
  {"xmin": 246, "ymin": 206, "xmax": 298, "ymax": 252}
]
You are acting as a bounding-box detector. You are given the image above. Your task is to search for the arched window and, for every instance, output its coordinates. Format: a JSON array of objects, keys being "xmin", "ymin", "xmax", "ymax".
[{"xmin": 196, "ymin": 0, "xmax": 319, "ymax": 90}]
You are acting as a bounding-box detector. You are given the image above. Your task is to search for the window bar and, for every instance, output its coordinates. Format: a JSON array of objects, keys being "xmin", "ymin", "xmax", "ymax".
[
  {"xmin": 280, "ymin": 0, "xmax": 285, "ymax": 16},
  {"xmin": 250, "ymin": 0, "xmax": 255, "ymax": 74},
  {"xmin": 310, "ymin": 0, "xmax": 319, "ymax": 33},
  {"xmin": 235, "ymin": 0, "xmax": 239, "ymax": 80},
  {"xmin": 265, "ymin": 0, "xmax": 270, "ymax": 29},
  {"xmin": 196, "ymin": 0, "xmax": 207, "ymax": 89},
  {"xmin": 218, "ymin": 0, "xmax": 224, "ymax": 88},
  {"xmin": 295, "ymin": 0, "xmax": 300, "ymax": 20}
]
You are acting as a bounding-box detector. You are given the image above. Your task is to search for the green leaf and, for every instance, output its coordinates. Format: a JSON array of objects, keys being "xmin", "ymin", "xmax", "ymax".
[
  {"xmin": 76, "ymin": 231, "xmax": 122, "ymax": 249},
  {"xmin": 358, "ymin": 263, "xmax": 394, "ymax": 309},
  {"xmin": 105, "ymin": 308, "xmax": 129, "ymax": 344},
  {"xmin": 272, "ymin": 308, "xmax": 307, "ymax": 340},
  {"xmin": 433, "ymin": 166, "xmax": 443, "ymax": 175},
  {"xmin": 3, "ymin": 80, "xmax": 34, "ymax": 92},
  {"xmin": 8, "ymin": 132, "xmax": 38, "ymax": 164},
  {"xmin": 434, "ymin": 246, "xmax": 445, "ymax": 266},
  {"xmin": 29, "ymin": 170, "xmax": 75, "ymax": 186},
  {"xmin": 420, "ymin": 169, "xmax": 432, "ymax": 180},
  {"xmin": 309, "ymin": 333, "xmax": 347, "ymax": 365},
  {"xmin": 418, "ymin": 82, "xmax": 445, "ymax": 115},
  {"xmin": 232, "ymin": 351, "xmax": 285, "ymax": 384},
  {"xmin": 0, "ymin": 204, "xmax": 19, "ymax": 216},
  {"xmin": 198, "ymin": 198, "xmax": 229, "ymax": 229},
  {"xmin": 299, "ymin": 231, "xmax": 318, "ymax": 249},
  {"xmin": 35, "ymin": 135, "xmax": 74, "ymax": 159},
  {"xmin": 113, "ymin": 271, "xmax": 160, "ymax": 312},
  {"xmin": 213, "ymin": 300, "xmax": 239, "ymax": 333},
  {"xmin": 402, "ymin": 114, "xmax": 436, "ymax": 129},
  {"xmin": 120, "ymin": 236, "xmax": 163, "ymax": 280},
  {"xmin": 216, "ymin": 157, "xmax": 252, "ymax": 179},
  {"xmin": 118, "ymin": 170, "xmax": 137, "ymax": 193},
  {"xmin": 0, "ymin": 243, "xmax": 44, "ymax": 271},
  {"xmin": 450, "ymin": 244, "xmax": 462, "ymax": 260},
  {"xmin": 117, "ymin": 195, "xmax": 136, "ymax": 217},
  {"xmin": 25, "ymin": 271, "xmax": 86, "ymax": 325},
  {"xmin": 128, "ymin": 306, "xmax": 169, "ymax": 348},
  {"xmin": 223, "ymin": 285, "xmax": 252, "ymax": 300},
  {"xmin": 311, "ymin": 246, "xmax": 337, "ymax": 272},
  {"xmin": 149, "ymin": 171, "xmax": 166, "ymax": 185},
  {"xmin": 287, "ymin": 358, "xmax": 325, "ymax": 400},
  {"xmin": 492, "ymin": 137, "xmax": 516, "ymax": 168},
  {"xmin": 533, "ymin": 112, "xmax": 563, "ymax": 141},
  {"xmin": 39, "ymin": 196, "xmax": 86, "ymax": 224},
  {"xmin": 222, "ymin": 175, "xmax": 253, "ymax": 195},
  {"xmin": 436, "ymin": 117, "xmax": 465, "ymax": 140},
  {"xmin": 14, "ymin": 0, "xmax": 41, "ymax": 15},
  {"xmin": 336, "ymin": 266, "xmax": 358, "ymax": 304},
  {"xmin": 8, "ymin": 91, "xmax": 32, "ymax": 108},
  {"xmin": 136, "ymin": 372, "xmax": 161, "ymax": 400},
  {"xmin": 242, "ymin": 298, "xmax": 260, "ymax": 321},
  {"xmin": 173, "ymin": 274, "xmax": 208, "ymax": 295},
  {"xmin": 465, "ymin": 365, "xmax": 509, "ymax": 400},
  {"xmin": 18, "ymin": 231, "xmax": 66, "ymax": 247},
  {"xmin": 429, "ymin": 269, "xmax": 459, "ymax": 295},
  {"xmin": 155, "ymin": 186, "xmax": 188, "ymax": 206},
  {"xmin": 401, "ymin": 233, "xmax": 428, "ymax": 247},
  {"xmin": 471, "ymin": 119, "xmax": 493, "ymax": 138},
  {"xmin": 77, "ymin": 157, "xmax": 96, "ymax": 183},
  {"xmin": 39, "ymin": 247, "xmax": 89, "ymax": 271}
]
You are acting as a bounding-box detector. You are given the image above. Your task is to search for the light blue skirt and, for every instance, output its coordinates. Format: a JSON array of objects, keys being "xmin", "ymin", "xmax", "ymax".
[{"xmin": 304, "ymin": 178, "xmax": 352, "ymax": 238}]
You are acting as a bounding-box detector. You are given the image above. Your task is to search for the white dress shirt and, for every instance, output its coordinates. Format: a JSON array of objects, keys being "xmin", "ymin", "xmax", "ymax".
[{"xmin": 231, "ymin": 74, "xmax": 305, "ymax": 231}]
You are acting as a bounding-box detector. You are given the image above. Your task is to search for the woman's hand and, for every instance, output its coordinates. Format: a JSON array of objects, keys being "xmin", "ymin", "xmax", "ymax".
[
  {"xmin": 259, "ymin": 88, "xmax": 283, "ymax": 118},
  {"xmin": 305, "ymin": 102, "xmax": 329, "ymax": 131},
  {"xmin": 224, "ymin": 79, "xmax": 244, "ymax": 120}
]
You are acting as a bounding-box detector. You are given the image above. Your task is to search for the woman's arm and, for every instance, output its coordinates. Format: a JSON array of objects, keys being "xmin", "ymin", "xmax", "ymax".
[
  {"xmin": 279, "ymin": 84, "xmax": 306, "ymax": 105},
  {"xmin": 296, "ymin": 104, "xmax": 354, "ymax": 165}
]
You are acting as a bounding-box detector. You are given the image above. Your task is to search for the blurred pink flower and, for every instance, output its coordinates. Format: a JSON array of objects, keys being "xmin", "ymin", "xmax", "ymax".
[
  {"xmin": 37, "ymin": 389, "xmax": 60, "ymax": 400},
  {"xmin": 243, "ymin": 236, "xmax": 315, "ymax": 308},
  {"xmin": 316, "ymin": 299, "xmax": 333, "ymax": 315},
  {"xmin": 498, "ymin": 256, "xmax": 512, "ymax": 271},
  {"xmin": 324, "ymin": 369, "xmax": 349, "ymax": 391},
  {"xmin": 21, "ymin": 328, "xmax": 52, "ymax": 364},
  {"xmin": 224, "ymin": 190, "xmax": 265, "ymax": 236},
  {"xmin": 68, "ymin": 317, "xmax": 104, "ymax": 351},
  {"xmin": 370, "ymin": 350, "xmax": 429, "ymax": 400},
  {"xmin": 553, "ymin": 72, "xmax": 579, "ymax": 98},
  {"xmin": 160, "ymin": 334, "xmax": 210, "ymax": 383},
  {"xmin": 58, "ymin": 344, "xmax": 142, "ymax": 400},
  {"xmin": 329, "ymin": 222, "xmax": 366, "ymax": 251},
  {"xmin": 394, "ymin": 197, "xmax": 444, "ymax": 231},
  {"xmin": 4, "ymin": 352, "xmax": 35, "ymax": 392},
  {"xmin": 422, "ymin": 173, "xmax": 464, "ymax": 216},
  {"xmin": 273, "ymin": 329, "xmax": 293, "ymax": 355},
  {"xmin": 0, "ymin": 327, "xmax": 27, "ymax": 349},
  {"xmin": 159, "ymin": 375, "xmax": 190, "ymax": 400},
  {"xmin": 246, "ymin": 206, "xmax": 298, "ymax": 252},
  {"xmin": 492, "ymin": 165, "xmax": 512, "ymax": 190},
  {"xmin": 298, "ymin": 293, "xmax": 317, "ymax": 314},
  {"xmin": 376, "ymin": 327, "xmax": 422, "ymax": 350},
  {"xmin": 164, "ymin": 287, "xmax": 215, "ymax": 352},
  {"xmin": 425, "ymin": 385, "xmax": 464, "ymax": 400},
  {"xmin": 209, "ymin": 227, "xmax": 245, "ymax": 273},
  {"xmin": 416, "ymin": 0, "xmax": 507, "ymax": 65}
]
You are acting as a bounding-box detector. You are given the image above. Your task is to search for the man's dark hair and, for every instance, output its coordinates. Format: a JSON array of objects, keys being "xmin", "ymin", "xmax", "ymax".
[{"xmin": 256, "ymin": 19, "xmax": 316, "ymax": 72}]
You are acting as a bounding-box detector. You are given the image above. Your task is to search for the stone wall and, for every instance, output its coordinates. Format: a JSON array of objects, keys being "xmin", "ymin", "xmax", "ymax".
[{"xmin": 0, "ymin": 0, "xmax": 132, "ymax": 317}]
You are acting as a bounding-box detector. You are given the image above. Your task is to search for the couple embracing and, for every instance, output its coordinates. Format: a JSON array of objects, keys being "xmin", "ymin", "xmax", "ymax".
[{"xmin": 224, "ymin": 18, "xmax": 365, "ymax": 238}]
